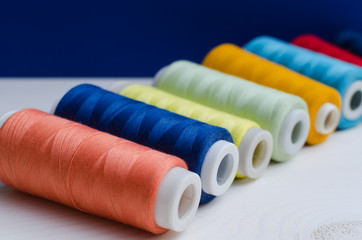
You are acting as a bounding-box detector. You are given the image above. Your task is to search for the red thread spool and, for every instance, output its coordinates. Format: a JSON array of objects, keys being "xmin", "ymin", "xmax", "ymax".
[
  {"xmin": 0, "ymin": 109, "xmax": 201, "ymax": 234},
  {"xmin": 292, "ymin": 34, "xmax": 362, "ymax": 67}
]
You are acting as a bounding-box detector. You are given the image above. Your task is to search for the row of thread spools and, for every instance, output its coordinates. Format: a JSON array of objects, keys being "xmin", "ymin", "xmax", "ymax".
[{"xmin": 1, "ymin": 30, "xmax": 362, "ymax": 234}]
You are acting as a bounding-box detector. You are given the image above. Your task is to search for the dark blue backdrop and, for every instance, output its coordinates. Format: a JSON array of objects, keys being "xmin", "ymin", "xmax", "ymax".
[{"xmin": 0, "ymin": 0, "xmax": 361, "ymax": 77}]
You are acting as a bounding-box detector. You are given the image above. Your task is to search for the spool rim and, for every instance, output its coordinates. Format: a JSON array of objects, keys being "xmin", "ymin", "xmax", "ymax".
[
  {"xmin": 153, "ymin": 66, "xmax": 169, "ymax": 86},
  {"xmin": 279, "ymin": 109, "xmax": 310, "ymax": 156},
  {"xmin": 109, "ymin": 81, "xmax": 137, "ymax": 94},
  {"xmin": 200, "ymin": 140, "xmax": 239, "ymax": 196},
  {"xmin": 154, "ymin": 167, "xmax": 201, "ymax": 232},
  {"xmin": 342, "ymin": 81, "xmax": 362, "ymax": 121},
  {"xmin": 315, "ymin": 103, "xmax": 340, "ymax": 134},
  {"xmin": 237, "ymin": 128, "xmax": 273, "ymax": 179},
  {"xmin": 50, "ymin": 94, "xmax": 65, "ymax": 115},
  {"xmin": 0, "ymin": 110, "xmax": 18, "ymax": 128}
]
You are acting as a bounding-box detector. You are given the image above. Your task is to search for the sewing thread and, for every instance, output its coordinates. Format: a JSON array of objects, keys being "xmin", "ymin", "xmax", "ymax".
[
  {"xmin": 292, "ymin": 34, "xmax": 362, "ymax": 67},
  {"xmin": 54, "ymin": 84, "xmax": 238, "ymax": 203},
  {"xmin": 154, "ymin": 60, "xmax": 310, "ymax": 162},
  {"xmin": 203, "ymin": 43, "xmax": 341, "ymax": 145},
  {"xmin": 0, "ymin": 109, "xmax": 202, "ymax": 234},
  {"xmin": 115, "ymin": 83, "xmax": 273, "ymax": 179},
  {"xmin": 245, "ymin": 36, "xmax": 362, "ymax": 129}
]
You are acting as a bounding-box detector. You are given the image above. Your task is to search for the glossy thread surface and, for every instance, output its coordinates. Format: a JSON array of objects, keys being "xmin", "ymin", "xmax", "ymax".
[
  {"xmin": 55, "ymin": 84, "xmax": 233, "ymax": 203},
  {"xmin": 292, "ymin": 34, "xmax": 362, "ymax": 67},
  {"xmin": 245, "ymin": 36, "xmax": 362, "ymax": 129},
  {"xmin": 154, "ymin": 60, "xmax": 308, "ymax": 162},
  {"xmin": 203, "ymin": 43, "xmax": 341, "ymax": 145},
  {"xmin": 120, "ymin": 84, "xmax": 264, "ymax": 178},
  {"xmin": 0, "ymin": 109, "xmax": 187, "ymax": 234}
]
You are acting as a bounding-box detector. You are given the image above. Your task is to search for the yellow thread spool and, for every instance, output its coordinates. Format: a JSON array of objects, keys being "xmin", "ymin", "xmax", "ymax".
[
  {"xmin": 112, "ymin": 83, "xmax": 273, "ymax": 179},
  {"xmin": 203, "ymin": 43, "xmax": 342, "ymax": 145}
]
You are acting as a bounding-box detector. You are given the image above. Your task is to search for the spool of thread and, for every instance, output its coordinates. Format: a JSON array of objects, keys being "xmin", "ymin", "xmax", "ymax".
[
  {"xmin": 0, "ymin": 109, "xmax": 202, "ymax": 234},
  {"xmin": 292, "ymin": 34, "xmax": 362, "ymax": 67},
  {"xmin": 202, "ymin": 43, "xmax": 341, "ymax": 145},
  {"xmin": 245, "ymin": 36, "xmax": 362, "ymax": 129},
  {"xmin": 335, "ymin": 30, "xmax": 362, "ymax": 57},
  {"xmin": 110, "ymin": 83, "xmax": 272, "ymax": 179},
  {"xmin": 153, "ymin": 60, "xmax": 310, "ymax": 162},
  {"xmin": 53, "ymin": 84, "xmax": 239, "ymax": 204}
]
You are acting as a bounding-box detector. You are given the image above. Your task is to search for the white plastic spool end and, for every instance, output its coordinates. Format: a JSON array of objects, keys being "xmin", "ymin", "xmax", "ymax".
[
  {"xmin": 0, "ymin": 110, "xmax": 18, "ymax": 128},
  {"xmin": 315, "ymin": 103, "xmax": 340, "ymax": 134},
  {"xmin": 200, "ymin": 140, "xmax": 238, "ymax": 196},
  {"xmin": 279, "ymin": 109, "xmax": 310, "ymax": 156},
  {"xmin": 342, "ymin": 81, "xmax": 362, "ymax": 121},
  {"xmin": 109, "ymin": 81, "xmax": 136, "ymax": 94},
  {"xmin": 50, "ymin": 94, "xmax": 66, "ymax": 115},
  {"xmin": 153, "ymin": 66, "xmax": 169, "ymax": 86},
  {"xmin": 154, "ymin": 167, "xmax": 201, "ymax": 232},
  {"xmin": 0, "ymin": 110, "xmax": 18, "ymax": 185},
  {"xmin": 237, "ymin": 128, "xmax": 273, "ymax": 179}
]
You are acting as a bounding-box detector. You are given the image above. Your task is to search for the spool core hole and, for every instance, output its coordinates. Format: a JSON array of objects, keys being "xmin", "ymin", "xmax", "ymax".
[
  {"xmin": 252, "ymin": 140, "xmax": 267, "ymax": 168},
  {"xmin": 351, "ymin": 90, "xmax": 362, "ymax": 110},
  {"xmin": 324, "ymin": 110, "xmax": 338, "ymax": 131},
  {"xmin": 178, "ymin": 185, "xmax": 194, "ymax": 220},
  {"xmin": 216, "ymin": 153, "xmax": 234, "ymax": 186},
  {"xmin": 291, "ymin": 121, "xmax": 303, "ymax": 144}
]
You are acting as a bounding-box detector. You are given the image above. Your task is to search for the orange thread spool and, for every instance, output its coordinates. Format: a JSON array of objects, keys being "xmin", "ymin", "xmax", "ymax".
[
  {"xmin": 203, "ymin": 43, "xmax": 342, "ymax": 145},
  {"xmin": 0, "ymin": 109, "xmax": 201, "ymax": 234}
]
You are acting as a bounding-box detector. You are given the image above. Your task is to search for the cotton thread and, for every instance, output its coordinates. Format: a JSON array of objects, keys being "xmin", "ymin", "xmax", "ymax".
[
  {"xmin": 0, "ymin": 109, "xmax": 202, "ymax": 234},
  {"xmin": 154, "ymin": 60, "xmax": 310, "ymax": 162},
  {"xmin": 116, "ymin": 83, "xmax": 272, "ymax": 179},
  {"xmin": 54, "ymin": 84, "xmax": 238, "ymax": 203},
  {"xmin": 203, "ymin": 43, "xmax": 341, "ymax": 145},
  {"xmin": 245, "ymin": 36, "xmax": 362, "ymax": 129},
  {"xmin": 335, "ymin": 30, "xmax": 362, "ymax": 57},
  {"xmin": 292, "ymin": 34, "xmax": 362, "ymax": 67}
]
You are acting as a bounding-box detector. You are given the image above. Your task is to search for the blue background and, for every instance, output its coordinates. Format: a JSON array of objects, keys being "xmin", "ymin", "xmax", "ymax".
[{"xmin": 0, "ymin": 0, "xmax": 361, "ymax": 77}]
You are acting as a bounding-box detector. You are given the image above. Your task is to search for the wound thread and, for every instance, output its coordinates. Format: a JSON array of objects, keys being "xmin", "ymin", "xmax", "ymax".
[
  {"xmin": 203, "ymin": 43, "xmax": 341, "ymax": 145},
  {"xmin": 54, "ymin": 84, "xmax": 238, "ymax": 203},
  {"xmin": 154, "ymin": 60, "xmax": 309, "ymax": 162},
  {"xmin": 118, "ymin": 84, "xmax": 273, "ymax": 179},
  {"xmin": 0, "ymin": 109, "xmax": 200, "ymax": 234},
  {"xmin": 292, "ymin": 34, "xmax": 362, "ymax": 67},
  {"xmin": 245, "ymin": 36, "xmax": 362, "ymax": 129}
]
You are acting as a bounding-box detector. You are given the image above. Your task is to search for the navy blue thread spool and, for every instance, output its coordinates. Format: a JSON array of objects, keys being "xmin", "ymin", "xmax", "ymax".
[
  {"xmin": 53, "ymin": 84, "xmax": 238, "ymax": 204},
  {"xmin": 245, "ymin": 36, "xmax": 362, "ymax": 130},
  {"xmin": 335, "ymin": 30, "xmax": 362, "ymax": 57}
]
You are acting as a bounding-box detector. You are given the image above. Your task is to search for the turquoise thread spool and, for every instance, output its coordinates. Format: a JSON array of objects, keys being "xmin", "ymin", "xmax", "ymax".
[{"xmin": 245, "ymin": 36, "xmax": 362, "ymax": 129}]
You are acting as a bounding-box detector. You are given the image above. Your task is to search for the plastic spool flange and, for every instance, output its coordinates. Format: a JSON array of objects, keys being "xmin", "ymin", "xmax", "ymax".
[
  {"xmin": 154, "ymin": 167, "xmax": 201, "ymax": 232},
  {"xmin": 153, "ymin": 66, "xmax": 169, "ymax": 86},
  {"xmin": 279, "ymin": 109, "xmax": 310, "ymax": 156},
  {"xmin": 0, "ymin": 110, "xmax": 18, "ymax": 128},
  {"xmin": 237, "ymin": 128, "xmax": 273, "ymax": 179},
  {"xmin": 109, "ymin": 81, "xmax": 136, "ymax": 94},
  {"xmin": 342, "ymin": 81, "xmax": 362, "ymax": 120},
  {"xmin": 315, "ymin": 103, "xmax": 340, "ymax": 134},
  {"xmin": 200, "ymin": 140, "xmax": 238, "ymax": 196}
]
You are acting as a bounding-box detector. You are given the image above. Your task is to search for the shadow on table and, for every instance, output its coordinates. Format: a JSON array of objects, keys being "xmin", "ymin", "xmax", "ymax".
[{"xmin": 0, "ymin": 185, "xmax": 185, "ymax": 239}]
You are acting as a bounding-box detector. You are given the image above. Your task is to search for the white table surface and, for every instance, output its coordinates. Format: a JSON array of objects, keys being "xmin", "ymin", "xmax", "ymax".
[{"xmin": 0, "ymin": 78, "xmax": 361, "ymax": 240}]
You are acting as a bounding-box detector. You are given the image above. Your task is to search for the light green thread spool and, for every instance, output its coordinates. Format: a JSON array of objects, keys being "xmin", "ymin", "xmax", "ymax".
[
  {"xmin": 153, "ymin": 60, "xmax": 310, "ymax": 162},
  {"xmin": 111, "ymin": 83, "xmax": 273, "ymax": 179}
]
